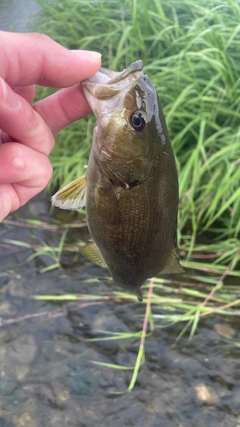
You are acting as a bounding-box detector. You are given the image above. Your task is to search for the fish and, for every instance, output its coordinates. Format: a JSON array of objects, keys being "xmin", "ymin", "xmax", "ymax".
[{"xmin": 51, "ymin": 60, "xmax": 184, "ymax": 300}]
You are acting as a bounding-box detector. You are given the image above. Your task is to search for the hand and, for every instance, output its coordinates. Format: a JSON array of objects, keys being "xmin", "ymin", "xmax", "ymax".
[{"xmin": 0, "ymin": 31, "xmax": 101, "ymax": 221}]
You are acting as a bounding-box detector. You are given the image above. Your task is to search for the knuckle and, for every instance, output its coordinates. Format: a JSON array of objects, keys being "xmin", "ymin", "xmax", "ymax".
[
  {"xmin": 28, "ymin": 32, "xmax": 53, "ymax": 45},
  {"xmin": 21, "ymin": 105, "xmax": 55, "ymax": 156}
]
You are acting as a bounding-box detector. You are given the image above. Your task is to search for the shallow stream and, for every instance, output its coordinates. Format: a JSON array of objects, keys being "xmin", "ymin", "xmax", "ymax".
[{"xmin": 1, "ymin": 194, "xmax": 240, "ymax": 427}]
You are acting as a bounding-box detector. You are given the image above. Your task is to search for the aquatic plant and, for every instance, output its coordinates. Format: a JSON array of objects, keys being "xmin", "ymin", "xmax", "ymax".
[{"xmin": 2, "ymin": 217, "xmax": 240, "ymax": 391}]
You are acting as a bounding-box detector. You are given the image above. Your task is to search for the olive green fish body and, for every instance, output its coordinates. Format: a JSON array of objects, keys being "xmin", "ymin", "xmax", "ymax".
[
  {"xmin": 85, "ymin": 97, "xmax": 180, "ymax": 292},
  {"xmin": 52, "ymin": 61, "xmax": 183, "ymax": 296}
]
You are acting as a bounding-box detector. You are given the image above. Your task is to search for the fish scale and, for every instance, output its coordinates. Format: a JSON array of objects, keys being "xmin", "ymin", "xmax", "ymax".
[{"xmin": 52, "ymin": 61, "xmax": 184, "ymax": 298}]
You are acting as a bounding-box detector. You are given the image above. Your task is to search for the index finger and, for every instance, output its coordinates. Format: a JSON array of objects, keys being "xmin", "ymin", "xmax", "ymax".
[{"xmin": 0, "ymin": 31, "xmax": 101, "ymax": 87}]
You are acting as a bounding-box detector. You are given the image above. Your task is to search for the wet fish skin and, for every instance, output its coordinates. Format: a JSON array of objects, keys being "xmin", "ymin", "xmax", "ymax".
[{"xmin": 52, "ymin": 61, "xmax": 183, "ymax": 297}]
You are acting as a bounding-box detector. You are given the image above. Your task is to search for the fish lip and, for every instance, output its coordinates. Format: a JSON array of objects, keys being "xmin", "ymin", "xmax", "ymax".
[
  {"xmin": 82, "ymin": 60, "xmax": 143, "ymax": 86},
  {"xmin": 81, "ymin": 60, "xmax": 144, "ymax": 101},
  {"xmin": 102, "ymin": 60, "xmax": 143, "ymax": 85}
]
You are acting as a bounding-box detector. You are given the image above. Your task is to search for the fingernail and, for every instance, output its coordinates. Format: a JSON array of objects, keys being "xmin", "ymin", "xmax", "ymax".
[
  {"xmin": 0, "ymin": 77, "xmax": 22, "ymax": 110},
  {"xmin": 71, "ymin": 50, "xmax": 102, "ymax": 60}
]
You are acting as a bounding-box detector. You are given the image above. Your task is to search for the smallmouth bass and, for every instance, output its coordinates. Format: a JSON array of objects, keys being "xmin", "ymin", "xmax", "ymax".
[{"xmin": 52, "ymin": 60, "xmax": 183, "ymax": 300}]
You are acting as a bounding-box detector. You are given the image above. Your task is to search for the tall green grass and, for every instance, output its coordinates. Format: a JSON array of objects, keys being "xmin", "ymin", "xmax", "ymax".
[{"xmin": 34, "ymin": 0, "xmax": 240, "ymax": 245}]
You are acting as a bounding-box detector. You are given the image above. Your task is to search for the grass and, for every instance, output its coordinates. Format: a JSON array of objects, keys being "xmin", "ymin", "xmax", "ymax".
[
  {"xmin": 34, "ymin": 0, "xmax": 240, "ymax": 240},
  {"xmin": 2, "ymin": 0, "xmax": 240, "ymax": 389}
]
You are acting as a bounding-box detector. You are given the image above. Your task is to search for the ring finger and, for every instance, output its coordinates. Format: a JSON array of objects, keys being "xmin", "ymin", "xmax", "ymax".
[{"xmin": 0, "ymin": 77, "xmax": 54, "ymax": 156}]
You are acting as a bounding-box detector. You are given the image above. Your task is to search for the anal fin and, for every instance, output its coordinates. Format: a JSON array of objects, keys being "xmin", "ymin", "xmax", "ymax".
[
  {"xmin": 160, "ymin": 248, "xmax": 184, "ymax": 274},
  {"xmin": 81, "ymin": 241, "xmax": 108, "ymax": 269}
]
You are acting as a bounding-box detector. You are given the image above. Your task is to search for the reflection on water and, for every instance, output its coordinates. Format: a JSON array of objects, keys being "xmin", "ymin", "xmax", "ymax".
[
  {"xmin": 1, "ymin": 194, "xmax": 240, "ymax": 427},
  {"xmin": 0, "ymin": 0, "xmax": 40, "ymax": 32}
]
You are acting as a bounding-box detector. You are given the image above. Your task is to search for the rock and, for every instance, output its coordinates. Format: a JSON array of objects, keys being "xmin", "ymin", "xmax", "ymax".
[
  {"xmin": 194, "ymin": 383, "xmax": 219, "ymax": 405},
  {"xmin": 214, "ymin": 323, "xmax": 236, "ymax": 339},
  {"xmin": 13, "ymin": 412, "xmax": 37, "ymax": 427},
  {"xmin": 16, "ymin": 365, "xmax": 29, "ymax": 381},
  {"xmin": 58, "ymin": 390, "xmax": 70, "ymax": 402},
  {"xmin": 0, "ymin": 302, "xmax": 16, "ymax": 316},
  {"xmin": 12, "ymin": 334, "xmax": 37, "ymax": 364},
  {"xmin": 8, "ymin": 277, "xmax": 28, "ymax": 297}
]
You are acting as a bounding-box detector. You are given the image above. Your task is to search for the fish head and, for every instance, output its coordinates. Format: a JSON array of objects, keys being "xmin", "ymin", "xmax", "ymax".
[{"xmin": 82, "ymin": 61, "xmax": 164, "ymax": 186}]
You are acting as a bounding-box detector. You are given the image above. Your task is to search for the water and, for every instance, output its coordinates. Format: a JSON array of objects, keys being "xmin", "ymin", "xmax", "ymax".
[
  {"xmin": 1, "ymin": 2, "xmax": 240, "ymax": 426},
  {"xmin": 0, "ymin": 0, "xmax": 40, "ymax": 32},
  {"xmin": 1, "ymin": 194, "xmax": 240, "ymax": 427}
]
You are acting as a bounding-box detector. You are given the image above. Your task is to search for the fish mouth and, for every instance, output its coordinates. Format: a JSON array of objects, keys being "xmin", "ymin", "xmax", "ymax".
[
  {"xmin": 97, "ymin": 60, "xmax": 142, "ymax": 84},
  {"xmin": 81, "ymin": 60, "xmax": 144, "ymax": 101}
]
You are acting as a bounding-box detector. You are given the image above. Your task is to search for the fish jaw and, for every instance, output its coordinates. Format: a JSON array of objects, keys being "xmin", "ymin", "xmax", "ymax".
[
  {"xmin": 82, "ymin": 60, "xmax": 143, "ymax": 86},
  {"xmin": 81, "ymin": 60, "xmax": 159, "ymax": 167},
  {"xmin": 81, "ymin": 60, "xmax": 144, "ymax": 116}
]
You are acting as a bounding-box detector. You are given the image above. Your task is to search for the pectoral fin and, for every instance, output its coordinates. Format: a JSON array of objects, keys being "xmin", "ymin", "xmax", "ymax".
[
  {"xmin": 81, "ymin": 241, "xmax": 108, "ymax": 269},
  {"xmin": 51, "ymin": 175, "xmax": 87, "ymax": 210},
  {"xmin": 161, "ymin": 248, "xmax": 184, "ymax": 274}
]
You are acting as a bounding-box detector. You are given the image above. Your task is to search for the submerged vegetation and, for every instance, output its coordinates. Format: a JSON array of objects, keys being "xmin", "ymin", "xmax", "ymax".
[{"xmin": 1, "ymin": 0, "xmax": 239, "ymax": 390}]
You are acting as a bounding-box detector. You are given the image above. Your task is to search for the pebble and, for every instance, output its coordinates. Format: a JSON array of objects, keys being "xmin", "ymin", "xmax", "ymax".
[
  {"xmin": 194, "ymin": 383, "xmax": 219, "ymax": 405},
  {"xmin": 214, "ymin": 323, "xmax": 236, "ymax": 339},
  {"xmin": 58, "ymin": 390, "xmax": 70, "ymax": 402},
  {"xmin": 8, "ymin": 278, "xmax": 27, "ymax": 297},
  {"xmin": 0, "ymin": 302, "xmax": 15, "ymax": 316},
  {"xmin": 12, "ymin": 334, "xmax": 37, "ymax": 364},
  {"xmin": 13, "ymin": 412, "xmax": 37, "ymax": 427},
  {"xmin": 16, "ymin": 365, "xmax": 29, "ymax": 381}
]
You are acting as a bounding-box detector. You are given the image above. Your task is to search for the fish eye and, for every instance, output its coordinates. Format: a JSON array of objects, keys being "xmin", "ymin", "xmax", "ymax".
[{"xmin": 130, "ymin": 110, "xmax": 146, "ymax": 131}]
